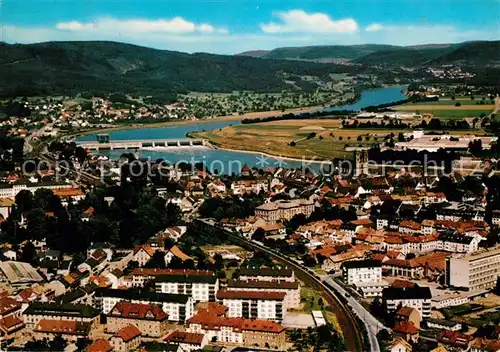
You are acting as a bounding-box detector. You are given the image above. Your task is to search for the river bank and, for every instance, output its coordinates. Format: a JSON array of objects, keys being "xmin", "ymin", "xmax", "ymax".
[{"xmin": 72, "ymin": 104, "xmax": 327, "ymax": 139}]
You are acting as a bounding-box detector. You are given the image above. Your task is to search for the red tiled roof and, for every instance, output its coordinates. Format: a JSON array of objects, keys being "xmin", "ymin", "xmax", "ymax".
[
  {"xmin": 0, "ymin": 315, "xmax": 25, "ymax": 334},
  {"xmin": 131, "ymin": 268, "xmax": 213, "ymax": 277},
  {"xmin": 34, "ymin": 319, "xmax": 90, "ymax": 336},
  {"xmin": 0, "ymin": 297, "xmax": 21, "ymax": 315},
  {"xmin": 187, "ymin": 314, "xmax": 285, "ymax": 334},
  {"xmin": 165, "ymin": 330, "xmax": 205, "ymax": 345},
  {"xmin": 396, "ymin": 307, "xmax": 417, "ymax": 317},
  {"xmin": 109, "ymin": 302, "xmax": 168, "ymax": 321},
  {"xmin": 133, "ymin": 244, "xmax": 154, "ymax": 257},
  {"xmin": 394, "ymin": 321, "xmax": 419, "ymax": 334},
  {"xmin": 217, "ymin": 290, "xmax": 285, "ymax": 301},
  {"xmin": 391, "ymin": 279, "xmax": 417, "ymax": 288},
  {"xmin": 115, "ymin": 324, "xmax": 141, "ymax": 342},
  {"xmin": 87, "ymin": 338, "xmax": 112, "ymax": 352},
  {"xmin": 439, "ymin": 330, "xmax": 473, "ymax": 348}
]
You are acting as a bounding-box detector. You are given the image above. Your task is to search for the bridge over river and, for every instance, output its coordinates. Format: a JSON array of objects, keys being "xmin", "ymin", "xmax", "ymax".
[{"xmin": 76, "ymin": 138, "xmax": 212, "ymax": 151}]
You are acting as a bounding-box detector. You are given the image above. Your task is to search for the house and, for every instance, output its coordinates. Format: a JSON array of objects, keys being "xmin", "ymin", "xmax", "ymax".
[
  {"xmin": 0, "ymin": 315, "xmax": 25, "ymax": 336},
  {"xmin": 2, "ymin": 248, "xmax": 17, "ymax": 261},
  {"xmin": 86, "ymin": 338, "xmax": 113, "ymax": 352},
  {"xmin": 110, "ymin": 325, "xmax": 142, "ymax": 352},
  {"xmin": 164, "ymin": 245, "xmax": 192, "ymax": 265},
  {"xmin": 132, "ymin": 244, "xmax": 155, "ymax": 267},
  {"xmin": 439, "ymin": 330, "xmax": 473, "ymax": 349},
  {"xmin": 470, "ymin": 337, "xmax": 500, "ymax": 352},
  {"xmin": 107, "ymin": 302, "xmax": 169, "ymax": 338},
  {"xmin": 164, "ymin": 330, "xmax": 208, "ymax": 352},
  {"xmin": 393, "ymin": 321, "xmax": 420, "ymax": 343},
  {"xmin": 382, "ymin": 286, "xmax": 432, "ymax": 319},
  {"xmin": 87, "ymin": 243, "xmax": 114, "ymax": 261},
  {"xmin": 389, "ymin": 337, "xmax": 412, "ymax": 352},
  {"xmin": 0, "ymin": 297, "xmax": 22, "ymax": 318},
  {"xmin": 395, "ymin": 307, "xmax": 421, "ymax": 328},
  {"xmin": 33, "ymin": 319, "xmax": 91, "ymax": 342}
]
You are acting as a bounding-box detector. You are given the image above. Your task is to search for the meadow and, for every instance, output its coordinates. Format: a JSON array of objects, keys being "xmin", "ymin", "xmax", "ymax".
[{"xmin": 194, "ymin": 119, "xmax": 405, "ymax": 160}]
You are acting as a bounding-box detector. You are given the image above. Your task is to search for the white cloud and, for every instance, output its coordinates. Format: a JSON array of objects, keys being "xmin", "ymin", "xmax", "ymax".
[
  {"xmin": 56, "ymin": 17, "xmax": 227, "ymax": 35},
  {"xmin": 362, "ymin": 24, "xmax": 498, "ymax": 45},
  {"xmin": 365, "ymin": 23, "xmax": 384, "ymax": 32},
  {"xmin": 260, "ymin": 10, "xmax": 358, "ymax": 34}
]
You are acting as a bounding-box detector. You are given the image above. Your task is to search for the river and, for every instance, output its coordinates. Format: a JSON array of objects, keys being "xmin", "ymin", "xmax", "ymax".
[{"xmin": 79, "ymin": 87, "xmax": 406, "ymax": 173}]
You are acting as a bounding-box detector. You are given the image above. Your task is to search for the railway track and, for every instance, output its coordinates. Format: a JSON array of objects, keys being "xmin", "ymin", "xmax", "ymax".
[{"xmin": 200, "ymin": 219, "xmax": 369, "ymax": 352}]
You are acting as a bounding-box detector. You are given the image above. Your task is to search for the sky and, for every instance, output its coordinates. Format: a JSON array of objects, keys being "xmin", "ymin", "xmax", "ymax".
[{"xmin": 1, "ymin": 0, "xmax": 499, "ymax": 54}]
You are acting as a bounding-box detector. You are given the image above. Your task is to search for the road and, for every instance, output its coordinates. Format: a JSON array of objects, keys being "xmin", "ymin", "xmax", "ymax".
[
  {"xmin": 199, "ymin": 218, "xmax": 374, "ymax": 352},
  {"xmin": 323, "ymin": 277, "xmax": 388, "ymax": 352}
]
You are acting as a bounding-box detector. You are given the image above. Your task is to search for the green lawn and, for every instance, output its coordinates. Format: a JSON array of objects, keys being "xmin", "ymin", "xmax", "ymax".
[{"xmin": 301, "ymin": 286, "xmax": 327, "ymax": 312}]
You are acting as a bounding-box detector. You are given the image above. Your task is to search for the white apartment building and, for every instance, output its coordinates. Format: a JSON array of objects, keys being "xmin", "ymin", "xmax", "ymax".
[
  {"xmin": 94, "ymin": 288, "xmax": 194, "ymax": 322},
  {"xmin": 231, "ymin": 179, "xmax": 269, "ymax": 195},
  {"xmin": 382, "ymin": 286, "xmax": 432, "ymax": 319},
  {"xmin": 438, "ymin": 234, "xmax": 481, "ymax": 254},
  {"xmin": 341, "ymin": 259, "xmax": 388, "ymax": 297},
  {"xmin": 155, "ymin": 274, "xmax": 219, "ymax": 303},
  {"xmin": 445, "ymin": 247, "xmax": 500, "ymax": 291},
  {"xmin": 0, "ymin": 183, "xmax": 73, "ymax": 198},
  {"xmin": 341, "ymin": 260, "xmax": 382, "ymax": 285},
  {"xmin": 216, "ymin": 290, "xmax": 285, "ymax": 323},
  {"xmin": 226, "ymin": 279, "xmax": 300, "ymax": 309},
  {"xmin": 238, "ymin": 267, "xmax": 295, "ymax": 283}
]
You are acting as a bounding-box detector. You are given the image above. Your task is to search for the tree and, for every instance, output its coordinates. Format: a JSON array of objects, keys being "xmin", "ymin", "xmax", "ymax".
[
  {"xmin": 455, "ymin": 102, "xmax": 461, "ymax": 107},
  {"xmin": 251, "ymin": 227, "xmax": 265, "ymax": 242},
  {"xmin": 301, "ymin": 254, "xmax": 316, "ymax": 267},
  {"xmin": 144, "ymin": 251, "xmax": 167, "ymax": 269},
  {"xmin": 20, "ymin": 241, "xmax": 37, "ymax": 265},
  {"xmin": 49, "ymin": 335, "xmax": 67, "ymax": 351},
  {"xmin": 376, "ymin": 329, "xmax": 390, "ymax": 341},
  {"xmin": 15, "ymin": 190, "xmax": 33, "ymax": 213}
]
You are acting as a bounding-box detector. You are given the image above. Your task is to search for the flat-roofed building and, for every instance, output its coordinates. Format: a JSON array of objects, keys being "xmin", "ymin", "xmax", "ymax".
[
  {"xmin": 129, "ymin": 268, "xmax": 213, "ymax": 288},
  {"xmin": 216, "ymin": 290, "xmax": 285, "ymax": 323},
  {"xmin": 155, "ymin": 274, "xmax": 219, "ymax": 303},
  {"xmin": 341, "ymin": 259, "xmax": 382, "ymax": 285},
  {"xmin": 382, "ymin": 286, "xmax": 432, "ymax": 319},
  {"xmin": 227, "ymin": 279, "xmax": 300, "ymax": 309},
  {"xmin": 238, "ymin": 267, "xmax": 295, "ymax": 283},
  {"xmin": 445, "ymin": 247, "xmax": 500, "ymax": 291}
]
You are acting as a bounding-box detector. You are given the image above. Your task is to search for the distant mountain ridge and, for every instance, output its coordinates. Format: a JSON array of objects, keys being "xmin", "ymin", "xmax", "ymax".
[
  {"xmin": 237, "ymin": 41, "xmax": 500, "ymax": 67},
  {"xmin": 0, "ymin": 41, "xmax": 364, "ymax": 98}
]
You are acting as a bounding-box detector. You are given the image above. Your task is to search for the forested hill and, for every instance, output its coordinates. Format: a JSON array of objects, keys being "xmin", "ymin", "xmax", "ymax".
[
  {"xmin": 0, "ymin": 41, "xmax": 363, "ymax": 98},
  {"xmin": 239, "ymin": 44, "xmax": 398, "ymax": 61},
  {"xmin": 239, "ymin": 41, "xmax": 500, "ymax": 67}
]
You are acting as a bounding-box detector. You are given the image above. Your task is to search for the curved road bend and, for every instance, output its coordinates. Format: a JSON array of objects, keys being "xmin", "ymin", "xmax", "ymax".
[{"xmin": 199, "ymin": 219, "xmax": 377, "ymax": 352}]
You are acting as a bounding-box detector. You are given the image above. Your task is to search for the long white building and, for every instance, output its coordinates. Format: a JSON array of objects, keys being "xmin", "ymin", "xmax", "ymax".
[
  {"xmin": 216, "ymin": 290, "xmax": 286, "ymax": 323},
  {"xmin": 155, "ymin": 274, "xmax": 219, "ymax": 303}
]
